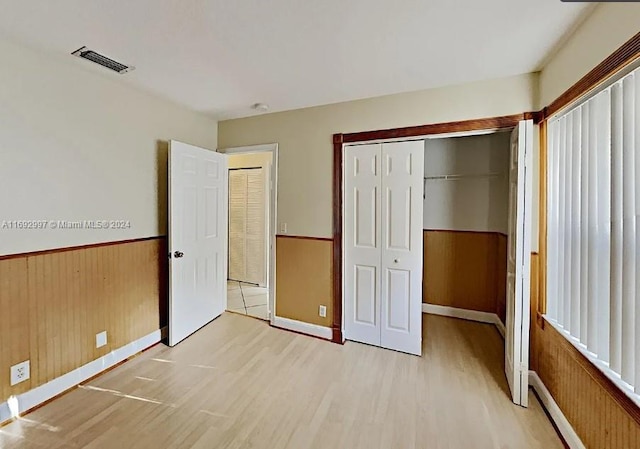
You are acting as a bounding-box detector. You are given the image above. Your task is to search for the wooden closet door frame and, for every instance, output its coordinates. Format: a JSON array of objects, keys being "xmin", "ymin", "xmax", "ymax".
[
  {"xmin": 333, "ymin": 113, "xmax": 542, "ymax": 344},
  {"xmin": 219, "ymin": 144, "xmax": 278, "ymax": 326}
]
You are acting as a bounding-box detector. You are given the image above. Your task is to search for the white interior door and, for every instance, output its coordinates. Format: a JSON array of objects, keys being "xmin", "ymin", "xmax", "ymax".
[
  {"xmin": 344, "ymin": 144, "xmax": 382, "ymax": 346},
  {"xmin": 169, "ymin": 140, "xmax": 228, "ymax": 346},
  {"xmin": 505, "ymin": 120, "xmax": 533, "ymax": 406},
  {"xmin": 380, "ymin": 141, "xmax": 424, "ymax": 355},
  {"xmin": 344, "ymin": 141, "xmax": 424, "ymax": 355}
]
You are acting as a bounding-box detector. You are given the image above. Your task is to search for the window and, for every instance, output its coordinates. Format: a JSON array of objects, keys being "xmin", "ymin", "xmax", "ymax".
[{"xmin": 546, "ymin": 63, "xmax": 640, "ymax": 400}]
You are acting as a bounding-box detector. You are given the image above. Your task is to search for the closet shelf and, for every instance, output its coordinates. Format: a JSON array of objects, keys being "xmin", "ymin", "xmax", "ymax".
[{"xmin": 423, "ymin": 172, "xmax": 504, "ymax": 181}]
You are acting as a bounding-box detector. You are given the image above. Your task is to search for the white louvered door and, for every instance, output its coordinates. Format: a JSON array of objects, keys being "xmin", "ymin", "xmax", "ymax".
[
  {"xmin": 229, "ymin": 170, "xmax": 247, "ymax": 281},
  {"xmin": 344, "ymin": 140, "xmax": 424, "ymax": 355},
  {"xmin": 228, "ymin": 168, "xmax": 266, "ymax": 285}
]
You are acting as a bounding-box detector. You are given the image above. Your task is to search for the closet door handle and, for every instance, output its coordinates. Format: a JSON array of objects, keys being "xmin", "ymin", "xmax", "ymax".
[{"xmin": 394, "ymin": 259, "xmax": 399, "ymax": 264}]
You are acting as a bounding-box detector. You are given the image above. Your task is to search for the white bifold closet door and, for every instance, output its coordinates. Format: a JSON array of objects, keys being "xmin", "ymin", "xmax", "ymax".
[
  {"xmin": 228, "ymin": 168, "xmax": 266, "ymax": 286},
  {"xmin": 344, "ymin": 140, "xmax": 424, "ymax": 355},
  {"xmin": 504, "ymin": 120, "xmax": 533, "ymax": 407}
]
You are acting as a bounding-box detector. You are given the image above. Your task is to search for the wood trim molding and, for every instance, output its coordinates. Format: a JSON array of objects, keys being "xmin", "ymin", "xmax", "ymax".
[
  {"xmin": 0, "ymin": 236, "xmax": 166, "ymax": 261},
  {"xmin": 545, "ymin": 31, "xmax": 640, "ymax": 119},
  {"xmin": 332, "ymin": 134, "xmax": 344, "ymax": 343},
  {"xmin": 275, "ymin": 235, "xmax": 333, "ymax": 242},
  {"xmin": 538, "ymin": 120, "xmax": 548, "ymax": 315},
  {"xmin": 542, "ymin": 317, "xmax": 640, "ymax": 426},
  {"xmin": 341, "ymin": 114, "xmax": 527, "ymax": 143},
  {"xmin": 524, "ymin": 110, "xmax": 545, "ymax": 124}
]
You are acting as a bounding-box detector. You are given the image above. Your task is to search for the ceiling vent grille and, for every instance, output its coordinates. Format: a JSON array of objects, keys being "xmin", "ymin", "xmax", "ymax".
[{"xmin": 71, "ymin": 46, "xmax": 134, "ymax": 74}]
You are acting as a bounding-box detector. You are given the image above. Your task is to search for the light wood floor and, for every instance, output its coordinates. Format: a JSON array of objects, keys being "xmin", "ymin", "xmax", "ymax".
[{"xmin": 0, "ymin": 314, "xmax": 563, "ymax": 449}]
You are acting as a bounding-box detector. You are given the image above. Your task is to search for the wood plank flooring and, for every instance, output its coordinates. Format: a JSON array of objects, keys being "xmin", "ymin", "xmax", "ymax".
[{"xmin": 0, "ymin": 314, "xmax": 563, "ymax": 449}]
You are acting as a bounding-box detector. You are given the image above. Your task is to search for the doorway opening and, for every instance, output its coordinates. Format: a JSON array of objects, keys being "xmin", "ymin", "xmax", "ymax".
[{"xmin": 220, "ymin": 144, "xmax": 278, "ymax": 323}]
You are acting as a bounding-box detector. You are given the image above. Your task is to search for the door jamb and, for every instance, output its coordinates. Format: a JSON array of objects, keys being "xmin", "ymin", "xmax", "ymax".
[{"xmin": 219, "ymin": 143, "xmax": 278, "ymax": 325}]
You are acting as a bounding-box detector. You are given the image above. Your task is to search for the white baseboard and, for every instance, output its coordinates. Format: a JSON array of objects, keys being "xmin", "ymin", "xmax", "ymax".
[
  {"xmin": 0, "ymin": 328, "xmax": 163, "ymax": 424},
  {"xmin": 494, "ymin": 318, "xmax": 505, "ymax": 338},
  {"xmin": 422, "ymin": 303, "xmax": 505, "ymax": 337},
  {"xmin": 529, "ymin": 371, "xmax": 586, "ymax": 449},
  {"xmin": 272, "ymin": 316, "xmax": 332, "ymax": 340}
]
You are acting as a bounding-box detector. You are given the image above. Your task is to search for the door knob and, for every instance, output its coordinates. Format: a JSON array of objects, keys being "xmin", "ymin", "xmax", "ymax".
[
  {"xmin": 394, "ymin": 259, "xmax": 399, "ymax": 263},
  {"xmin": 174, "ymin": 251, "xmax": 184, "ymax": 258}
]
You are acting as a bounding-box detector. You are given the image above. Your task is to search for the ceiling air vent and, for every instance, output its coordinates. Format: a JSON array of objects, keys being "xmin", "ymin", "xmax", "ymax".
[{"xmin": 71, "ymin": 46, "xmax": 134, "ymax": 74}]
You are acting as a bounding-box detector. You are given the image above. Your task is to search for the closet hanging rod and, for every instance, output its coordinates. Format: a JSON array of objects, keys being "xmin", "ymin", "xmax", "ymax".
[{"xmin": 423, "ymin": 172, "xmax": 504, "ymax": 181}]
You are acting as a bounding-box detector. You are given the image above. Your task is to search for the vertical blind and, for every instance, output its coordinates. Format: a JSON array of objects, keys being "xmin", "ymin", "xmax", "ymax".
[{"xmin": 547, "ymin": 64, "xmax": 640, "ymax": 395}]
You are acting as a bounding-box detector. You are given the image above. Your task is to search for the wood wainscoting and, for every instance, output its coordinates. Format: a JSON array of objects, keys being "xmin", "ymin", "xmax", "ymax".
[
  {"xmin": 533, "ymin": 319, "xmax": 640, "ymax": 448},
  {"xmin": 0, "ymin": 237, "xmax": 166, "ymax": 403},
  {"xmin": 530, "ymin": 254, "xmax": 640, "ymax": 448},
  {"xmin": 275, "ymin": 235, "xmax": 333, "ymax": 328},
  {"xmin": 423, "ymin": 230, "xmax": 507, "ymax": 322}
]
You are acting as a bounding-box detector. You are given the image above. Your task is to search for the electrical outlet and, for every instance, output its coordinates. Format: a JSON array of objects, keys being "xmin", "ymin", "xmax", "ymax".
[
  {"xmin": 10, "ymin": 360, "xmax": 30, "ymax": 386},
  {"xmin": 279, "ymin": 222, "xmax": 288, "ymax": 233},
  {"xmin": 319, "ymin": 305, "xmax": 327, "ymax": 318},
  {"xmin": 96, "ymin": 331, "xmax": 107, "ymax": 348}
]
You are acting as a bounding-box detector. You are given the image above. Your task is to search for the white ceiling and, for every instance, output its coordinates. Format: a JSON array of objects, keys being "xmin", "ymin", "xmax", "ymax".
[{"xmin": 0, "ymin": 0, "xmax": 592, "ymax": 120}]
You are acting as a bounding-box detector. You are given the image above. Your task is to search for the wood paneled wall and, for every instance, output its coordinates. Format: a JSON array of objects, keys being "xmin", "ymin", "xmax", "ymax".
[
  {"xmin": 534, "ymin": 320, "xmax": 640, "ymax": 448},
  {"xmin": 423, "ymin": 230, "xmax": 507, "ymax": 321},
  {"xmin": 275, "ymin": 236, "xmax": 333, "ymax": 327},
  {"xmin": 530, "ymin": 252, "xmax": 640, "ymax": 448},
  {"xmin": 0, "ymin": 238, "xmax": 166, "ymax": 403}
]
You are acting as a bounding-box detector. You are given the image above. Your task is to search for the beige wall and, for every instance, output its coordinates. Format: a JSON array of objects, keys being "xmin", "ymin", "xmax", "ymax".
[
  {"xmin": 540, "ymin": 3, "xmax": 640, "ymax": 108},
  {"xmin": 228, "ymin": 152, "xmax": 273, "ymax": 169},
  {"xmin": 0, "ymin": 37, "xmax": 218, "ymax": 256},
  {"xmin": 219, "ymin": 73, "xmax": 538, "ymax": 238}
]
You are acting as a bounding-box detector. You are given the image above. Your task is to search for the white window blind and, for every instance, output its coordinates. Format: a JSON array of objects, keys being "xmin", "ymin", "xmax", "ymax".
[{"xmin": 547, "ymin": 64, "xmax": 640, "ymax": 398}]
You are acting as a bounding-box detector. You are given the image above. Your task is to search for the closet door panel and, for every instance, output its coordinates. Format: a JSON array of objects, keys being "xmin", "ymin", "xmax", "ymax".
[
  {"xmin": 228, "ymin": 168, "xmax": 266, "ymax": 285},
  {"xmin": 380, "ymin": 141, "xmax": 424, "ymax": 355},
  {"xmin": 344, "ymin": 144, "xmax": 382, "ymax": 346},
  {"xmin": 386, "ymin": 268, "xmax": 410, "ymax": 330}
]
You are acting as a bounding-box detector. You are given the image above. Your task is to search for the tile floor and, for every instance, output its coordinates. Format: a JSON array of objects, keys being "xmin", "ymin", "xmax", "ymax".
[{"xmin": 227, "ymin": 280, "xmax": 269, "ymax": 320}]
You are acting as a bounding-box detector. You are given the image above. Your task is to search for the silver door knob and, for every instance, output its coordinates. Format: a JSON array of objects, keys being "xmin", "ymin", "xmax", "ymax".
[{"xmin": 174, "ymin": 251, "xmax": 184, "ymax": 258}]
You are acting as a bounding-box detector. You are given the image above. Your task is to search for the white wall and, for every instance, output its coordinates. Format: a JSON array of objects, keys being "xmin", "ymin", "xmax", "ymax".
[
  {"xmin": 219, "ymin": 73, "xmax": 538, "ymax": 238},
  {"xmin": 0, "ymin": 38, "xmax": 218, "ymax": 255},
  {"xmin": 423, "ymin": 132, "xmax": 510, "ymax": 234}
]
